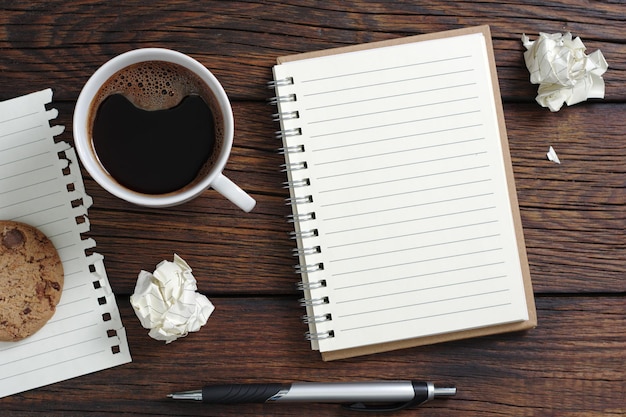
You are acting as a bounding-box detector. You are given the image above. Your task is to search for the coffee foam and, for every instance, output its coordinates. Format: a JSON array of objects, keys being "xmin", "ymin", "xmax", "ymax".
[
  {"xmin": 95, "ymin": 61, "xmax": 198, "ymax": 111},
  {"xmin": 88, "ymin": 60, "xmax": 226, "ymax": 195}
]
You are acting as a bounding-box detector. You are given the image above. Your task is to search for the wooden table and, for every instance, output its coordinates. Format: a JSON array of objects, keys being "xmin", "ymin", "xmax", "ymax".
[{"xmin": 1, "ymin": 1, "xmax": 624, "ymax": 415}]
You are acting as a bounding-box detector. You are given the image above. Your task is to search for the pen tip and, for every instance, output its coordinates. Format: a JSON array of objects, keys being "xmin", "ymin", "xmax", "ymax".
[{"xmin": 166, "ymin": 390, "xmax": 203, "ymax": 401}]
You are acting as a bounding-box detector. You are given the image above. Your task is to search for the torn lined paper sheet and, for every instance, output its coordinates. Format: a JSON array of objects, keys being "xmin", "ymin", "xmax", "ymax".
[
  {"xmin": 522, "ymin": 32, "xmax": 608, "ymax": 112},
  {"xmin": 0, "ymin": 89, "xmax": 131, "ymax": 398}
]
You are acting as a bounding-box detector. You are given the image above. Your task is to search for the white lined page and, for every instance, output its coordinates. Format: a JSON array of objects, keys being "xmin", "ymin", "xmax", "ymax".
[
  {"xmin": 274, "ymin": 30, "xmax": 531, "ymax": 354},
  {"xmin": 0, "ymin": 89, "xmax": 131, "ymax": 398}
]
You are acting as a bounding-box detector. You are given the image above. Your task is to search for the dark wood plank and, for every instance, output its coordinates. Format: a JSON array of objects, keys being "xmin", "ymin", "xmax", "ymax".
[
  {"xmin": 0, "ymin": 1, "xmax": 624, "ymax": 102},
  {"xmin": 1, "ymin": 296, "xmax": 624, "ymax": 416}
]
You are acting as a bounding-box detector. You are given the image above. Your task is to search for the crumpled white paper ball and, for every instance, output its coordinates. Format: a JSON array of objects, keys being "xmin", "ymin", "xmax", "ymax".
[
  {"xmin": 130, "ymin": 254, "xmax": 214, "ymax": 343},
  {"xmin": 522, "ymin": 32, "xmax": 608, "ymax": 112}
]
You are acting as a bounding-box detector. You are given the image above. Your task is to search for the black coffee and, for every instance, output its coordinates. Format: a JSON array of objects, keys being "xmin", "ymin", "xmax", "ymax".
[
  {"xmin": 88, "ymin": 60, "xmax": 224, "ymax": 195},
  {"xmin": 93, "ymin": 94, "xmax": 215, "ymax": 194}
]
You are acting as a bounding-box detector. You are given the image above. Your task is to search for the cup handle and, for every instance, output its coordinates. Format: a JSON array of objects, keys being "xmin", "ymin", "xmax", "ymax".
[{"xmin": 211, "ymin": 173, "xmax": 256, "ymax": 212}]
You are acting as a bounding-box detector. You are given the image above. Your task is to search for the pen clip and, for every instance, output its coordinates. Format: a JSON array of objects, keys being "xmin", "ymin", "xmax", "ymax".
[
  {"xmin": 343, "ymin": 395, "xmax": 429, "ymax": 412},
  {"xmin": 342, "ymin": 381, "xmax": 448, "ymax": 412}
]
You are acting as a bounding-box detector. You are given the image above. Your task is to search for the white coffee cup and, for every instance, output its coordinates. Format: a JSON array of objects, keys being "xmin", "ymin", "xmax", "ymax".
[{"xmin": 73, "ymin": 48, "xmax": 256, "ymax": 212}]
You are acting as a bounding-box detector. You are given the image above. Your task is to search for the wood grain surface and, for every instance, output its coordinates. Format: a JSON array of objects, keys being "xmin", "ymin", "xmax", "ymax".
[{"xmin": 1, "ymin": 1, "xmax": 625, "ymax": 416}]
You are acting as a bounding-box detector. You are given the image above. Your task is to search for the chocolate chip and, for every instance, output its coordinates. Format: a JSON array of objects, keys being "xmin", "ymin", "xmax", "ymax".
[
  {"xmin": 2, "ymin": 228, "xmax": 25, "ymax": 249},
  {"xmin": 23, "ymin": 307, "xmax": 31, "ymax": 315}
]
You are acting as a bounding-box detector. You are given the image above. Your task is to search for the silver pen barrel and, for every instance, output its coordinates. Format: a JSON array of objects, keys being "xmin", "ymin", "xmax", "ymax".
[{"xmin": 271, "ymin": 381, "xmax": 417, "ymax": 403}]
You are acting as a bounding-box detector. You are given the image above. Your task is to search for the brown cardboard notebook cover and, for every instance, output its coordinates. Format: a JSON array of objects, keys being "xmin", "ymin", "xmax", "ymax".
[{"xmin": 272, "ymin": 25, "xmax": 536, "ymax": 361}]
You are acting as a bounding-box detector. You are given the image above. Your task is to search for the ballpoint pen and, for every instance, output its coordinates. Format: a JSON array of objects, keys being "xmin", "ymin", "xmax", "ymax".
[{"xmin": 167, "ymin": 380, "xmax": 456, "ymax": 412}]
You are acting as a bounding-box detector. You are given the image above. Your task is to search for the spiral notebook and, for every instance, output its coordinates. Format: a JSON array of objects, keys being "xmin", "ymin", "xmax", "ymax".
[
  {"xmin": 270, "ymin": 26, "xmax": 536, "ymax": 361},
  {"xmin": 0, "ymin": 89, "xmax": 131, "ymax": 397}
]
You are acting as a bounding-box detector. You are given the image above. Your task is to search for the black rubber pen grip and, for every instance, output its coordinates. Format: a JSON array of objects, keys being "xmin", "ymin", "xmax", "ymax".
[{"xmin": 202, "ymin": 383, "xmax": 286, "ymax": 403}]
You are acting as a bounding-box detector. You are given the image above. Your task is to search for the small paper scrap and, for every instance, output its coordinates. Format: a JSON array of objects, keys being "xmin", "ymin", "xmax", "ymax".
[
  {"xmin": 522, "ymin": 32, "xmax": 608, "ymax": 112},
  {"xmin": 130, "ymin": 254, "xmax": 214, "ymax": 343},
  {"xmin": 547, "ymin": 146, "xmax": 561, "ymax": 164}
]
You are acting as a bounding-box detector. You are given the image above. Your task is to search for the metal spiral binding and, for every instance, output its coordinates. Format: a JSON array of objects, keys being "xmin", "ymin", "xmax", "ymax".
[
  {"xmin": 295, "ymin": 263, "xmax": 324, "ymax": 273},
  {"xmin": 275, "ymin": 127, "xmax": 302, "ymax": 139},
  {"xmin": 277, "ymin": 144, "xmax": 305, "ymax": 155},
  {"xmin": 299, "ymin": 296, "xmax": 329, "ymax": 307},
  {"xmin": 296, "ymin": 279, "xmax": 326, "ymax": 290},
  {"xmin": 285, "ymin": 195, "xmax": 313, "ymax": 205},
  {"xmin": 287, "ymin": 212, "xmax": 315, "ymax": 223},
  {"xmin": 280, "ymin": 161, "xmax": 307, "ymax": 172},
  {"xmin": 289, "ymin": 229, "xmax": 318, "ymax": 239},
  {"xmin": 282, "ymin": 178, "xmax": 310, "ymax": 188},
  {"xmin": 305, "ymin": 330, "xmax": 335, "ymax": 341},
  {"xmin": 302, "ymin": 313, "xmax": 332, "ymax": 324},
  {"xmin": 272, "ymin": 110, "xmax": 299, "ymax": 121},
  {"xmin": 271, "ymin": 74, "xmax": 334, "ymax": 344},
  {"xmin": 292, "ymin": 245, "xmax": 320, "ymax": 256},
  {"xmin": 267, "ymin": 93, "xmax": 296, "ymax": 105},
  {"xmin": 267, "ymin": 77, "xmax": 294, "ymax": 88}
]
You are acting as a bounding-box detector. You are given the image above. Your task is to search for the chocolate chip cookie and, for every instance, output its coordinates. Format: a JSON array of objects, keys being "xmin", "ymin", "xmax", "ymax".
[{"xmin": 0, "ymin": 221, "xmax": 64, "ymax": 341}]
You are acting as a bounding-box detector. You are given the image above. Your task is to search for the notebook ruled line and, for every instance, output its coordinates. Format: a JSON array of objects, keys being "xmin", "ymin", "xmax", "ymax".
[
  {"xmin": 0, "ymin": 177, "xmax": 57, "ymax": 195},
  {"xmin": 307, "ymin": 96, "xmax": 478, "ymax": 123},
  {"xmin": 0, "ymin": 124, "xmax": 43, "ymax": 140},
  {"xmin": 47, "ymin": 307, "xmax": 94, "ymax": 323},
  {"xmin": 320, "ymin": 179, "xmax": 493, "ymax": 208},
  {"xmin": 55, "ymin": 240, "xmax": 80, "ymax": 252},
  {"xmin": 319, "ymin": 165, "xmax": 489, "ymax": 194},
  {"xmin": 335, "ymin": 286, "xmax": 509, "ymax": 318},
  {"xmin": 0, "ymin": 345, "xmax": 108, "ymax": 381},
  {"xmin": 0, "ymin": 321, "xmax": 96, "ymax": 353},
  {"xmin": 303, "ymin": 69, "xmax": 475, "ymax": 97},
  {"xmin": 0, "ymin": 137, "xmax": 47, "ymax": 153},
  {"xmin": 9, "ymin": 204, "xmax": 65, "ymax": 223},
  {"xmin": 33, "ymin": 217, "xmax": 73, "ymax": 231},
  {"xmin": 322, "ymin": 194, "xmax": 494, "ymax": 223},
  {"xmin": 47, "ymin": 228, "xmax": 73, "ymax": 240},
  {"xmin": 0, "ymin": 190, "xmax": 62, "ymax": 210},
  {"xmin": 312, "ymin": 129, "xmax": 483, "ymax": 153},
  {"xmin": 317, "ymin": 154, "xmax": 488, "ymax": 181},
  {"xmin": 311, "ymin": 128, "xmax": 485, "ymax": 153},
  {"xmin": 0, "ymin": 151, "xmax": 50, "ymax": 168},
  {"xmin": 306, "ymin": 82, "xmax": 477, "ymax": 111},
  {"xmin": 309, "ymin": 110, "xmax": 481, "ymax": 139},
  {"xmin": 338, "ymin": 284, "xmax": 509, "ymax": 308},
  {"xmin": 57, "ymin": 280, "xmax": 88, "ymax": 293},
  {"xmin": 0, "ymin": 111, "xmax": 38, "ymax": 125},
  {"xmin": 333, "ymin": 262, "xmax": 507, "ymax": 290},
  {"xmin": 301, "ymin": 55, "xmax": 472, "ymax": 84},
  {"xmin": 330, "ymin": 233, "xmax": 501, "ymax": 263},
  {"xmin": 325, "ymin": 205, "xmax": 497, "ymax": 236},
  {"xmin": 0, "ymin": 164, "xmax": 55, "ymax": 182},
  {"xmin": 328, "ymin": 221, "xmax": 499, "ymax": 250},
  {"xmin": 328, "ymin": 226, "xmax": 499, "ymax": 252},
  {"xmin": 332, "ymin": 247, "xmax": 504, "ymax": 277},
  {"xmin": 315, "ymin": 138, "xmax": 487, "ymax": 166},
  {"xmin": 341, "ymin": 302, "xmax": 512, "ymax": 332},
  {"xmin": 0, "ymin": 329, "xmax": 99, "ymax": 361}
]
